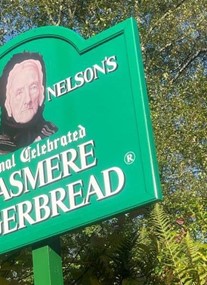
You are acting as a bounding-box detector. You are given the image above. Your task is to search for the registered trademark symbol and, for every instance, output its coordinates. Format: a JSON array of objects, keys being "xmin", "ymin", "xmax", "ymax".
[{"xmin": 124, "ymin": 151, "xmax": 136, "ymax": 165}]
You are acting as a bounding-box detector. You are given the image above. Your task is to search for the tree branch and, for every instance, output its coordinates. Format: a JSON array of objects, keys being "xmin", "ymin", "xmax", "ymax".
[
  {"xmin": 158, "ymin": 14, "xmax": 205, "ymax": 53},
  {"xmin": 146, "ymin": 0, "xmax": 187, "ymax": 38},
  {"xmin": 44, "ymin": 0, "xmax": 64, "ymax": 26},
  {"xmin": 171, "ymin": 48, "xmax": 207, "ymax": 83}
]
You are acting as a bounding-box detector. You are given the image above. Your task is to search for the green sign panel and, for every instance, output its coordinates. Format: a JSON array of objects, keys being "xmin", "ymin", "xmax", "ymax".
[{"xmin": 0, "ymin": 18, "xmax": 162, "ymax": 254}]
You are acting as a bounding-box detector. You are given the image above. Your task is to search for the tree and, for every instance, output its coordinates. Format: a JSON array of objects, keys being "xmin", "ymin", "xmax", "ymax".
[{"xmin": 0, "ymin": 0, "xmax": 207, "ymax": 284}]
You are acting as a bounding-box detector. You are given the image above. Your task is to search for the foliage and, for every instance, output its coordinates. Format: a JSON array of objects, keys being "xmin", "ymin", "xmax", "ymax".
[
  {"xmin": 0, "ymin": 249, "xmax": 32, "ymax": 284},
  {"xmin": 150, "ymin": 204, "xmax": 207, "ymax": 285},
  {"xmin": 0, "ymin": 0, "xmax": 207, "ymax": 284}
]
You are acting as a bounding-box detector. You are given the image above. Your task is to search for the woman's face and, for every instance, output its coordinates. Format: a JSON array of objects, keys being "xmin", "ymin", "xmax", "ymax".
[{"xmin": 7, "ymin": 62, "xmax": 44, "ymax": 123}]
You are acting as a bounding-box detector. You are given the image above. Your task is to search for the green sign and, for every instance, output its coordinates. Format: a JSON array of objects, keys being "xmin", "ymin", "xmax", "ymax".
[{"xmin": 0, "ymin": 18, "xmax": 162, "ymax": 255}]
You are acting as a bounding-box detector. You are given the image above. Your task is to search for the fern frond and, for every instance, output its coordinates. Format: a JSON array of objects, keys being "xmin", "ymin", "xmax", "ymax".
[
  {"xmin": 183, "ymin": 232, "xmax": 207, "ymax": 285},
  {"xmin": 150, "ymin": 204, "xmax": 193, "ymax": 284}
]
